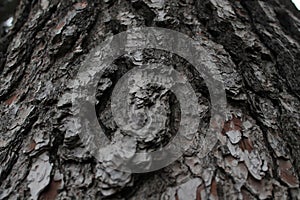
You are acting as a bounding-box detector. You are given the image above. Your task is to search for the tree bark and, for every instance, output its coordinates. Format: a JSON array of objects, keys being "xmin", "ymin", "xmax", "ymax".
[{"xmin": 0, "ymin": 0, "xmax": 300, "ymax": 199}]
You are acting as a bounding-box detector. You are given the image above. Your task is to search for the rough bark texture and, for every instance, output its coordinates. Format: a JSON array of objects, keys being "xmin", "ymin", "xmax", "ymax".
[{"xmin": 0, "ymin": 0, "xmax": 300, "ymax": 199}]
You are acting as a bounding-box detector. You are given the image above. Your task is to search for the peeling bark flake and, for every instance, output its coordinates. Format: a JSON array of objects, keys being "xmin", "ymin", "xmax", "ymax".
[{"xmin": 27, "ymin": 153, "xmax": 53, "ymax": 200}]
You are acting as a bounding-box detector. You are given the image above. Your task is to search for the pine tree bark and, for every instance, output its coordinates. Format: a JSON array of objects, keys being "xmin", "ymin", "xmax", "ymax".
[{"xmin": 0, "ymin": 0, "xmax": 300, "ymax": 199}]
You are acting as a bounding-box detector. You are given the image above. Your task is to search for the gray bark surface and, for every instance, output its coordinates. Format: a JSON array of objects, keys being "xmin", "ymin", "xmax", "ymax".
[{"xmin": 0, "ymin": 0, "xmax": 300, "ymax": 199}]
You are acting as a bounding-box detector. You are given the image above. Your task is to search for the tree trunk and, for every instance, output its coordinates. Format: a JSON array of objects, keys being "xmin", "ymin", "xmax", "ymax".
[{"xmin": 0, "ymin": 0, "xmax": 300, "ymax": 199}]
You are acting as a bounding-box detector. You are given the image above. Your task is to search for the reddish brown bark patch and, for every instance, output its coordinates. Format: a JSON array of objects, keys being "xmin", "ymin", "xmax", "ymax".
[
  {"xmin": 196, "ymin": 184, "xmax": 206, "ymax": 200},
  {"xmin": 210, "ymin": 178, "xmax": 218, "ymax": 199},
  {"xmin": 222, "ymin": 115, "xmax": 242, "ymax": 135},
  {"xmin": 278, "ymin": 159, "xmax": 299, "ymax": 188},
  {"xmin": 239, "ymin": 137, "xmax": 253, "ymax": 152},
  {"xmin": 28, "ymin": 139, "xmax": 37, "ymax": 152},
  {"xmin": 5, "ymin": 93, "xmax": 19, "ymax": 105},
  {"xmin": 39, "ymin": 179, "xmax": 62, "ymax": 200},
  {"xmin": 55, "ymin": 21, "xmax": 66, "ymax": 31}
]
